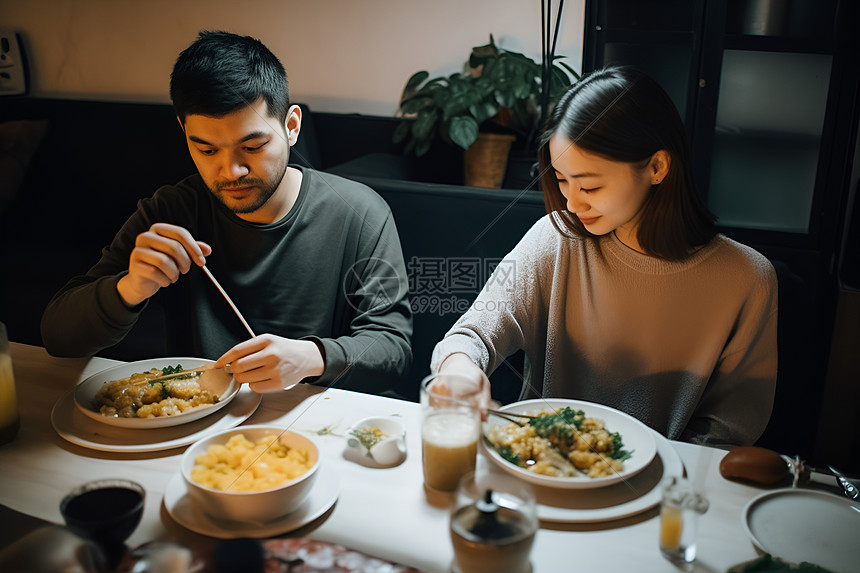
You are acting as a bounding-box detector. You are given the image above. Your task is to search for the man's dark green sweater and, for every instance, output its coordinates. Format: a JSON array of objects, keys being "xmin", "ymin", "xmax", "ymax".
[{"xmin": 41, "ymin": 167, "xmax": 413, "ymax": 395}]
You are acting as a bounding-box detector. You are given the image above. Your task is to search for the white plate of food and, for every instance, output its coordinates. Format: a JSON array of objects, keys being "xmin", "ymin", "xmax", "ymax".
[
  {"xmin": 74, "ymin": 358, "xmax": 239, "ymax": 429},
  {"xmin": 52, "ymin": 385, "xmax": 261, "ymax": 453},
  {"xmin": 742, "ymin": 489, "xmax": 860, "ymax": 573},
  {"xmin": 481, "ymin": 427, "xmax": 684, "ymax": 523},
  {"xmin": 482, "ymin": 399, "xmax": 658, "ymax": 490}
]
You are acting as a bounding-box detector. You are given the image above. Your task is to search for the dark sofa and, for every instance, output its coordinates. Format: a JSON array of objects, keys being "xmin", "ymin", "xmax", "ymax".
[
  {"xmin": 0, "ymin": 98, "xmax": 546, "ymax": 404},
  {"xmin": 0, "ymin": 97, "xmax": 818, "ymax": 460}
]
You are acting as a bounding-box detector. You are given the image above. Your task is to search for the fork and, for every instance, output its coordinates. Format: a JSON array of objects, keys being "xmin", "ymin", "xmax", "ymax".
[
  {"xmin": 828, "ymin": 465, "xmax": 859, "ymax": 500},
  {"xmin": 486, "ymin": 409, "xmax": 537, "ymax": 425}
]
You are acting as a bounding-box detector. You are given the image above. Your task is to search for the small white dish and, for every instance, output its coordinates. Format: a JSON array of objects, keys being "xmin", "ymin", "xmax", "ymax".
[
  {"xmin": 344, "ymin": 416, "xmax": 407, "ymax": 467},
  {"xmin": 742, "ymin": 488, "xmax": 860, "ymax": 573},
  {"xmin": 74, "ymin": 358, "xmax": 239, "ymax": 429},
  {"xmin": 163, "ymin": 466, "xmax": 340, "ymax": 539}
]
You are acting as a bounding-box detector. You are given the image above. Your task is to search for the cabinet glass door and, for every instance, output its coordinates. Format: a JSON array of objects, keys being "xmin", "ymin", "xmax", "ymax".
[
  {"xmin": 603, "ymin": 42, "xmax": 694, "ymax": 122},
  {"xmin": 706, "ymin": 50, "xmax": 832, "ymax": 232},
  {"xmin": 593, "ymin": 0, "xmax": 701, "ymax": 126}
]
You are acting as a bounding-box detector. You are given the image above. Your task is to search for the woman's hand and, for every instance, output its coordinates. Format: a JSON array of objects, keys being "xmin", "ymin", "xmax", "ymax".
[
  {"xmin": 215, "ymin": 334, "xmax": 325, "ymax": 393},
  {"xmin": 437, "ymin": 352, "xmax": 493, "ymax": 419}
]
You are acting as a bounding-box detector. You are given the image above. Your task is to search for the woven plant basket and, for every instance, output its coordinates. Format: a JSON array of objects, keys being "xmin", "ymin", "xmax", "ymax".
[{"xmin": 463, "ymin": 132, "xmax": 517, "ymax": 188}]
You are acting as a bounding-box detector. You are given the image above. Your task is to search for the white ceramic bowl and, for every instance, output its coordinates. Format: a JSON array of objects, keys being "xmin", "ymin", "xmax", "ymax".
[
  {"xmin": 74, "ymin": 358, "xmax": 239, "ymax": 429},
  {"xmin": 180, "ymin": 425, "xmax": 320, "ymax": 524},
  {"xmin": 742, "ymin": 488, "xmax": 860, "ymax": 573},
  {"xmin": 482, "ymin": 399, "xmax": 657, "ymax": 490}
]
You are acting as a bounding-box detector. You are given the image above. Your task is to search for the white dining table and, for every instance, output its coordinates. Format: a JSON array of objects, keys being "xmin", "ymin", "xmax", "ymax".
[{"xmin": 0, "ymin": 342, "xmax": 847, "ymax": 572}]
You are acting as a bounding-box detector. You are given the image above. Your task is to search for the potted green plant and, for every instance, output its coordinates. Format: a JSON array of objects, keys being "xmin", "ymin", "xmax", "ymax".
[{"xmin": 394, "ymin": 35, "xmax": 578, "ymax": 187}]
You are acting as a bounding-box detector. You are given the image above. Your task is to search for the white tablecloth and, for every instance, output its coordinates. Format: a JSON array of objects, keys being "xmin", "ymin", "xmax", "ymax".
[{"xmin": 0, "ymin": 343, "xmax": 846, "ymax": 572}]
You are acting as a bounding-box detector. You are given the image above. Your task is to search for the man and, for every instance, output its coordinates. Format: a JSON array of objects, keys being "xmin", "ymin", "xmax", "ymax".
[{"xmin": 41, "ymin": 31, "xmax": 412, "ymax": 395}]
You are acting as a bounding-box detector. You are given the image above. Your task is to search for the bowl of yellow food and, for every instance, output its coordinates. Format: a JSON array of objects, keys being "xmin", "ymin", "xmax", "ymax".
[
  {"xmin": 180, "ymin": 425, "xmax": 320, "ymax": 523},
  {"xmin": 74, "ymin": 358, "xmax": 239, "ymax": 429},
  {"xmin": 482, "ymin": 399, "xmax": 657, "ymax": 490}
]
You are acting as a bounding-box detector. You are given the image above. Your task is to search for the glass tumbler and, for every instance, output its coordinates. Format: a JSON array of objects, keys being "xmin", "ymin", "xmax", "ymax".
[
  {"xmin": 0, "ymin": 322, "xmax": 20, "ymax": 445},
  {"xmin": 60, "ymin": 478, "xmax": 146, "ymax": 569},
  {"xmin": 420, "ymin": 372, "xmax": 482, "ymax": 492},
  {"xmin": 659, "ymin": 476, "xmax": 709, "ymax": 567}
]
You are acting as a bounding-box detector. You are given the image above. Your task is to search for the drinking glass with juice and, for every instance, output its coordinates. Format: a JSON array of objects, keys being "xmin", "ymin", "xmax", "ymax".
[
  {"xmin": 420, "ymin": 373, "xmax": 482, "ymax": 492},
  {"xmin": 659, "ymin": 476, "xmax": 709, "ymax": 567},
  {"xmin": 0, "ymin": 322, "xmax": 19, "ymax": 445}
]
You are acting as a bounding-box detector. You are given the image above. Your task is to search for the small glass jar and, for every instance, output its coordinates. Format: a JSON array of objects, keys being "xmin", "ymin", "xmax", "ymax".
[
  {"xmin": 450, "ymin": 469, "xmax": 538, "ymax": 573},
  {"xmin": 659, "ymin": 476, "xmax": 709, "ymax": 568}
]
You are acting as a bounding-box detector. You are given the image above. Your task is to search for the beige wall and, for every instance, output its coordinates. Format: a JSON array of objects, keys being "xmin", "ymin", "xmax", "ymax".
[{"xmin": 0, "ymin": 0, "xmax": 585, "ymax": 116}]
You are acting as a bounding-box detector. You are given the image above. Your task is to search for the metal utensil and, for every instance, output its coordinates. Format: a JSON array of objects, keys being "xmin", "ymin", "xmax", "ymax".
[
  {"xmin": 146, "ymin": 364, "xmax": 237, "ymax": 398},
  {"xmin": 487, "ymin": 409, "xmax": 537, "ymax": 418},
  {"xmin": 486, "ymin": 409, "xmax": 538, "ymax": 426},
  {"xmin": 782, "ymin": 454, "xmax": 860, "ymax": 500},
  {"xmin": 828, "ymin": 465, "xmax": 859, "ymax": 500},
  {"xmin": 148, "ymin": 364, "xmax": 212, "ymax": 381},
  {"xmin": 201, "ymin": 265, "xmax": 256, "ymax": 338}
]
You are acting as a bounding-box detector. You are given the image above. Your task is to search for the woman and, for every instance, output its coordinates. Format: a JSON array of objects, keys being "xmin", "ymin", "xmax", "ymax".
[{"xmin": 432, "ymin": 66, "xmax": 777, "ymax": 446}]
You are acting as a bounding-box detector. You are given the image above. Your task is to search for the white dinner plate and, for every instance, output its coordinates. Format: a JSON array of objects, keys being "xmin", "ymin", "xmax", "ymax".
[
  {"xmin": 74, "ymin": 358, "xmax": 239, "ymax": 429},
  {"xmin": 51, "ymin": 385, "xmax": 261, "ymax": 453},
  {"xmin": 163, "ymin": 464, "xmax": 340, "ymax": 539},
  {"xmin": 742, "ymin": 489, "xmax": 860, "ymax": 573},
  {"xmin": 516, "ymin": 428, "xmax": 683, "ymax": 522},
  {"xmin": 482, "ymin": 399, "xmax": 658, "ymax": 489}
]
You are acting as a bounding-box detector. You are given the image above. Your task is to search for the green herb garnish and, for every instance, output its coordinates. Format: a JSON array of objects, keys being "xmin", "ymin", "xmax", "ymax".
[
  {"xmin": 154, "ymin": 364, "xmax": 196, "ymax": 381},
  {"xmin": 316, "ymin": 425, "xmax": 337, "ymax": 436},
  {"xmin": 498, "ymin": 446, "xmax": 519, "ymax": 465},
  {"xmin": 527, "ymin": 407, "xmax": 586, "ymax": 449},
  {"xmin": 350, "ymin": 428, "xmax": 385, "ymax": 450},
  {"xmin": 529, "ymin": 407, "xmax": 585, "ymax": 432},
  {"xmin": 610, "ymin": 432, "xmax": 633, "ymax": 460}
]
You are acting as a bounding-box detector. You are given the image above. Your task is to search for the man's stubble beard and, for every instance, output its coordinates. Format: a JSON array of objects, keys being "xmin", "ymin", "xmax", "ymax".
[{"xmin": 211, "ymin": 153, "xmax": 289, "ymax": 214}]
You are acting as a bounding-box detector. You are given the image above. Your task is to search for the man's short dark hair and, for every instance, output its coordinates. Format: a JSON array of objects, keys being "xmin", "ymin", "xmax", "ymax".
[{"xmin": 170, "ymin": 30, "xmax": 290, "ymax": 123}]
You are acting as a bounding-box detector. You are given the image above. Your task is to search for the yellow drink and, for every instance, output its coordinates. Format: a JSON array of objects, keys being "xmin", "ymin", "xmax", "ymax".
[
  {"xmin": 659, "ymin": 505, "xmax": 683, "ymax": 550},
  {"xmin": 659, "ymin": 476, "xmax": 707, "ymax": 565},
  {"xmin": 0, "ymin": 352, "xmax": 20, "ymax": 444},
  {"xmin": 422, "ymin": 412, "xmax": 479, "ymax": 492}
]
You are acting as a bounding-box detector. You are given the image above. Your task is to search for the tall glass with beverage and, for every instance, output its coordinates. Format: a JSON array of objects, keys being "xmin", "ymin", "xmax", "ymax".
[
  {"xmin": 0, "ymin": 322, "xmax": 20, "ymax": 445},
  {"xmin": 420, "ymin": 373, "xmax": 482, "ymax": 492}
]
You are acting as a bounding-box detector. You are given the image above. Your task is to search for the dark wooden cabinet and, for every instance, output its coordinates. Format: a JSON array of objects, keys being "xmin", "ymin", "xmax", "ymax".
[{"xmin": 583, "ymin": 0, "xmax": 860, "ymax": 467}]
